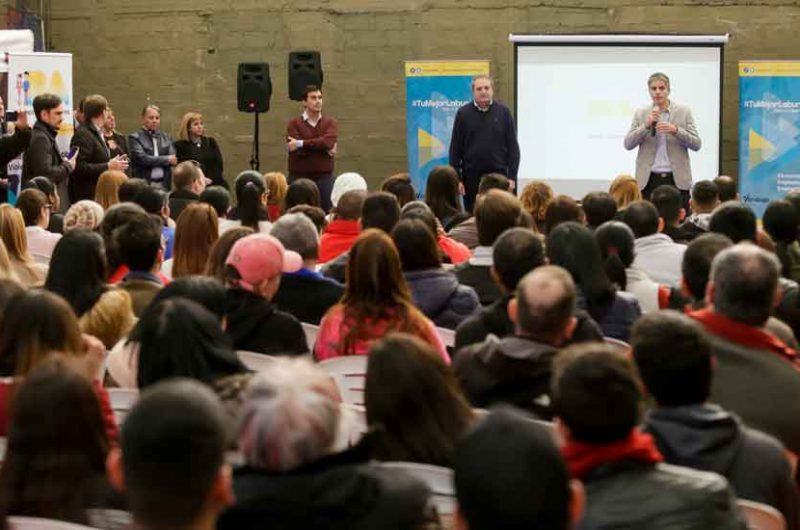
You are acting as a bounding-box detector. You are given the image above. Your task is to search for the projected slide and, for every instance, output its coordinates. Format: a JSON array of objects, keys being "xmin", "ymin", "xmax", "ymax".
[{"xmin": 515, "ymin": 44, "xmax": 722, "ymax": 197}]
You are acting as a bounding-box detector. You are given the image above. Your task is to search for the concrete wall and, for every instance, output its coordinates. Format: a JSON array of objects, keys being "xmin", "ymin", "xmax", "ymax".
[{"xmin": 31, "ymin": 1, "xmax": 800, "ymax": 187}]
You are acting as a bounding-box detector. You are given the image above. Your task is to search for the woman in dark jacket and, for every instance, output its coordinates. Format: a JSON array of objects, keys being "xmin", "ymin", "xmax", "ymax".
[
  {"xmin": 547, "ymin": 222, "xmax": 642, "ymax": 341},
  {"xmin": 174, "ymin": 112, "xmax": 226, "ymax": 188},
  {"xmin": 392, "ymin": 218, "xmax": 479, "ymax": 329}
]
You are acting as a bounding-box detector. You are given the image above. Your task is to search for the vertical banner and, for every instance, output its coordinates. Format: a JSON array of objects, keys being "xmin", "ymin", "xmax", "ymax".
[
  {"xmin": 6, "ymin": 52, "xmax": 73, "ymax": 205},
  {"xmin": 739, "ymin": 61, "xmax": 800, "ymax": 218},
  {"xmin": 405, "ymin": 60, "xmax": 490, "ymax": 195}
]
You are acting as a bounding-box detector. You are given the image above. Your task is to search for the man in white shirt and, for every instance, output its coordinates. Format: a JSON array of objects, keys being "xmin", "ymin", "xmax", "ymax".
[
  {"xmin": 623, "ymin": 200, "xmax": 685, "ymax": 287},
  {"xmin": 16, "ymin": 187, "xmax": 61, "ymax": 264}
]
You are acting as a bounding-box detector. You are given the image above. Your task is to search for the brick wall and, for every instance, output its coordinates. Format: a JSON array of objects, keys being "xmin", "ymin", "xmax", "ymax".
[{"xmin": 33, "ymin": 1, "xmax": 800, "ymax": 188}]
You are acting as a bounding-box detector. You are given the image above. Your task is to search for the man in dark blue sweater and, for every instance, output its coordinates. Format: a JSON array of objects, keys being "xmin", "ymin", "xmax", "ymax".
[{"xmin": 449, "ymin": 75, "xmax": 520, "ymax": 212}]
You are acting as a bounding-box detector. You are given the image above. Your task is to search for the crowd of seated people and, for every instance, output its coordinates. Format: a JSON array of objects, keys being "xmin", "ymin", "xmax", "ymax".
[{"xmin": 3, "ymin": 139, "xmax": 800, "ymax": 530}]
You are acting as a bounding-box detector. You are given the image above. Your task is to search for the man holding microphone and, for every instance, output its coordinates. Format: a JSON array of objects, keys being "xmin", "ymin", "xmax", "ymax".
[{"xmin": 624, "ymin": 72, "xmax": 701, "ymax": 208}]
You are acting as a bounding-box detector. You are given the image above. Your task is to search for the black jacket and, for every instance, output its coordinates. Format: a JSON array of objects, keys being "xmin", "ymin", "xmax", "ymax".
[
  {"xmin": 272, "ymin": 272, "xmax": 344, "ymax": 325},
  {"xmin": 579, "ymin": 460, "xmax": 747, "ymax": 530},
  {"xmin": 69, "ymin": 123, "xmax": 110, "ymax": 203},
  {"xmin": 168, "ymin": 188, "xmax": 200, "ymax": 221},
  {"xmin": 175, "ymin": 136, "xmax": 226, "ymax": 188},
  {"xmin": 576, "ymin": 287, "xmax": 642, "ymax": 342},
  {"xmin": 454, "ymin": 335, "xmax": 559, "ymax": 418},
  {"xmin": 225, "ymin": 288, "xmax": 308, "ymax": 356},
  {"xmin": 454, "ymin": 294, "xmax": 604, "ymax": 353},
  {"xmin": 217, "ymin": 448, "xmax": 432, "ymax": 530},
  {"xmin": 22, "ymin": 121, "xmax": 71, "ymax": 184},
  {"xmin": 404, "ymin": 268, "xmax": 479, "ymax": 329},
  {"xmin": 128, "ymin": 128, "xmax": 175, "ymax": 187},
  {"xmin": 320, "ymin": 251, "xmax": 348, "ymax": 284},
  {"xmin": 454, "ymin": 263, "xmax": 502, "ymax": 306},
  {"xmin": 0, "ymin": 125, "xmax": 31, "ymax": 202},
  {"xmin": 645, "ymin": 404, "xmax": 800, "ymax": 530}
]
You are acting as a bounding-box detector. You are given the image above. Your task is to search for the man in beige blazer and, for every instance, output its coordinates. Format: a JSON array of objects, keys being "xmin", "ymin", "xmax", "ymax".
[{"xmin": 624, "ymin": 73, "xmax": 701, "ymax": 208}]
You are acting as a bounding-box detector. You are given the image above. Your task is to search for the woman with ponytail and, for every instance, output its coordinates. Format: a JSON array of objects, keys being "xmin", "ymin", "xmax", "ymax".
[{"xmin": 222, "ymin": 171, "xmax": 272, "ymax": 234}]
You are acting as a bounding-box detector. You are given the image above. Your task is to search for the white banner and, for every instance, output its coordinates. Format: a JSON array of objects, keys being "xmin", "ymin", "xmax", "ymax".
[
  {"xmin": 6, "ymin": 52, "xmax": 73, "ymax": 205},
  {"xmin": 0, "ymin": 30, "xmax": 34, "ymax": 73}
]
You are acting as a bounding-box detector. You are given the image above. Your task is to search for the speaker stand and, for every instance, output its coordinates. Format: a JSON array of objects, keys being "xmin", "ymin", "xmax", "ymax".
[{"xmin": 249, "ymin": 112, "xmax": 260, "ymax": 171}]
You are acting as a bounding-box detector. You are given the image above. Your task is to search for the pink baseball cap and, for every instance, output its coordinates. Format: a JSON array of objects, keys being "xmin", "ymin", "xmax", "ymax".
[{"xmin": 225, "ymin": 234, "xmax": 303, "ymax": 292}]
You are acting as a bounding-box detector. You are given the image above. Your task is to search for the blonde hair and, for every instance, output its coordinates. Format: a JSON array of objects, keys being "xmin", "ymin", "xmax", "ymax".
[
  {"xmin": 0, "ymin": 239, "xmax": 18, "ymax": 281},
  {"xmin": 609, "ymin": 175, "xmax": 642, "ymax": 209},
  {"xmin": 94, "ymin": 170, "xmax": 128, "ymax": 210},
  {"xmin": 264, "ymin": 172, "xmax": 288, "ymax": 208},
  {"xmin": 178, "ymin": 111, "xmax": 203, "ymax": 141},
  {"xmin": 78, "ymin": 290, "xmax": 135, "ymax": 349},
  {"xmin": 172, "ymin": 203, "xmax": 219, "ymax": 278},
  {"xmin": 0, "ymin": 204, "xmax": 32, "ymax": 264},
  {"xmin": 519, "ymin": 181, "xmax": 554, "ymax": 228}
]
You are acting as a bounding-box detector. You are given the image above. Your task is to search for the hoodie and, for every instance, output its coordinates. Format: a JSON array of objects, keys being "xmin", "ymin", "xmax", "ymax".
[
  {"xmin": 645, "ymin": 404, "xmax": 800, "ymax": 530},
  {"xmin": 225, "ymin": 288, "xmax": 309, "ymax": 356},
  {"xmin": 404, "ymin": 268, "xmax": 479, "ymax": 330}
]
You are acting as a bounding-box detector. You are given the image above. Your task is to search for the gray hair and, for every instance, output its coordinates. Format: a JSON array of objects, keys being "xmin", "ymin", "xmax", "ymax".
[
  {"xmin": 471, "ymin": 74, "xmax": 493, "ymax": 89},
  {"xmin": 710, "ymin": 243, "xmax": 781, "ymax": 326},
  {"xmin": 270, "ymin": 213, "xmax": 319, "ymax": 261},
  {"xmin": 238, "ymin": 358, "xmax": 340, "ymax": 471}
]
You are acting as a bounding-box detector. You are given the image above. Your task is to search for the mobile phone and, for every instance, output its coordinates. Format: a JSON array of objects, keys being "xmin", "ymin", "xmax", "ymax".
[
  {"xmin": 4, "ymin": 111, "xmax": 18, "ymax": 122},
  {"xmin": 67, "ymin": 146, "xmax": 79, "ymax": 159}
]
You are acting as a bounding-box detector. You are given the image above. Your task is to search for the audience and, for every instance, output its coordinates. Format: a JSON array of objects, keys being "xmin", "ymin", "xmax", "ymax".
[
  {"xmin": 117, "ymin": 177, "xmax": 149, "ymax": 203},
  {"xmin": 263, "ymin": 171, "xmax": 288, "ymax": 221},
  {"xmin": 0, "ymin": 204, "xmax": 45, "ymax": 285},
  {"xmin": 330, "ymin": 172, "xmax": 367, "ymax": 214},
  {"xmin": 270, "ymin": 213, "xmax": 344, "ymax": 325},
  {"xmin": 204, "ymin": 227, "xmax": 253, "ymax": 282},
  {"xmin": 455, "ymin": 266, "xmax": 577, "ymax": 417},
  {"xmin": 632, "ymin": 311, "xmax": 800, "ymax": 529},
  {"xmin": 455, "ymin": 189, "xmax": 523, "ymax": 306},
  {"xmin": 99, "ymin": 202, "xmax": 149, "ymax": 279},
  {"xmin": 709, "ymin": 201, "xmax": 757, "ymax": 243},
  {"xmin": 381, "ymin": 172, "xmax": 416, "ymax": 207},
  {"xmin": 94, "ymin": 169, "xmax": 127, "ymax": 210},
  {"xmin": 553, "ymin": 343, "xmax": 747, "ymax": 529},
  {"xmin": 608, "ymin": 174, "xmax": 642, "ymax": 212},
  {"xmin": 401, "ymin": 200, "xmax": 471, "ymax": 266},
  {"xmin": 115, "ymin": 211, "xmax": 167, "ymax": 316},
  {"xmin": 217, "ymin": 358, "xmax": 433, "ymax": 530},
  {"xmin": 449, "ymin": 173, "xmax": 511, "ymax": 248},
  {"xmin": 224, "ymin": 233, "xmax": 309, "ymax": 356},
  {"xmin": 519, "ymin": 180, "xmax": 553, "ymax": 234},
  {"xmin": 714, "ymin": 175, "xmax": 739, "ymax": 202},
  {"xmin": 543, "ymin": 195, "xmax": 584, "ymax": 235},
  {"xmin": 165, "ymin": 202, "xmax": 219, "ymax": 278},
  {"xmin": 582, "ymin": 191, "xmax": 617, "ymax": 230},
  {"xmin": 366, "ymin": 333, "xmax": 474, "ymax": 466},
  {"xmin": 130, "ymin": 185, "xmax": 175, "ymax": 259},
  {"xmin": 547, "ymin": 222, "xmax": 642, "ymax": 341},
  {"xmin": 650, "ymin": 184, "xmax": 690, "ymax": 243},
  {"xmin": 315, "ymin": 229, "xmax": 448, "ymax": 361},
  {"xmin": 200, "ymin": 185, "xmax": 231, "ymax": 220},
  {"xmin": 318, "ymin": 189, "xmax": 365, "ymax": 263},
  {"xmin": 63, "ymin": 199, "xmax": 105, "ymax": 233},
  {"xmin": 623, "ymin": 200, "xmax": 686, "ymax": 286},
  {"xmin": 681, "ymin": 179, "xmax": 719, "ymax": 240},
  {"xmin": 169, "ymin": 160, "xmax": 208, "ymax": 221},
  {"xmin": 763, "ymin": 199, "xmax": 800, "ymax": 281},
  {"xmin": 392, "ymin": 218, "xmax": 479, "ymax": 329},
  {"xmin": 225, "ymin": 170, "xmax": 271, "ymax": 233},
  {"xmin": 287, "ymin": 203, "xmax": 326, "ymax": 233},
  {"xmin": 23, "ymin": 176, "xmax": 63, "ymax": 233},
  {"xmin": 454, "ymin": 407, "xmax": 583, "ymax": 530},
  {"xmin": 426, "ymin": 165, "xmax": 469, "ymax": 231},
  {"xmin": 16, "ymin": 187, "xmax": 61, "ymax": 264},
  {"xmin": 284, "ymin": 177, "xmax": 321, "ymax": 210}
]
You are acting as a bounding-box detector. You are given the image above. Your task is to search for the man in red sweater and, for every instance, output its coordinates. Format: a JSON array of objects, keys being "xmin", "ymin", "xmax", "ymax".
[
  {"xmin": 287, "ymin": 85, "xmax": 338, "ymax": 212},
  {"xmin": 319, "ymin": 190, "xmax": 365, "ymax": 264}
]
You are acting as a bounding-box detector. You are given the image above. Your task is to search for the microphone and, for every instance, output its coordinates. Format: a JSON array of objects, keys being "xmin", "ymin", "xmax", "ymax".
[{"xmin": 650, "ymin": 106, "xmax": 659, "ymax": 137}]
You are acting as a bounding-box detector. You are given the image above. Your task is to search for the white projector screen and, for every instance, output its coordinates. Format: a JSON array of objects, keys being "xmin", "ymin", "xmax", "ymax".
[{"xmin": 513, "ymin": 37, "xmax": 724, "ymax": 198}]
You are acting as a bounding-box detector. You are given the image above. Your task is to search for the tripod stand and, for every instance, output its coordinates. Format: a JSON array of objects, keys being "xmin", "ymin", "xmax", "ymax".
[{"xmin": 249, "ymin": 112, "xmax": 261, "ymax": 171}]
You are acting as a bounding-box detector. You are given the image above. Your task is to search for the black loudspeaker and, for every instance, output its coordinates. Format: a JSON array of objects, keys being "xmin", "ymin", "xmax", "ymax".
[
  {"xmin": 288, "ymin": 51, "xmax": 323, "ymax": 101},
  {"xmin": 237, "ymin": 63, "xmax": 271, "ymax": 113}
]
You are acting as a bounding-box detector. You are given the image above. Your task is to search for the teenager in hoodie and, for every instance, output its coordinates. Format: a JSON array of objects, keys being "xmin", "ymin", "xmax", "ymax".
[{"xmin": 680, "ymin": 180, "xmax": 720, "ymax": 241}]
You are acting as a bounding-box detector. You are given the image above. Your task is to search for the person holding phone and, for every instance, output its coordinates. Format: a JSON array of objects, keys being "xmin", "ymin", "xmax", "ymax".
[
  {"xmin": 0, "ymin": 95, "xmax": 31, "ymax": 203},
  {"xmin": 22, "ymin": 93, "xmax": 76, "ymax": 188},
  {"xmin": 69, "ymin": 94, "xmax": 129, "ymax": 203}
]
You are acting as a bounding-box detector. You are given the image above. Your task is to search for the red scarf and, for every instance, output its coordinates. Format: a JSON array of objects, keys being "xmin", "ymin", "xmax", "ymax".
[
  {"xmin": 562, "ymin": 430, "xmax": 663, "ymax": 479},
  {"xmin": 690, "ymin": 308, "xmax": 798, "ymax": 364}
]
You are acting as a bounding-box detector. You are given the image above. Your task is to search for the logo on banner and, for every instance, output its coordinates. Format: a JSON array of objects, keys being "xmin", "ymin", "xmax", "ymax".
[{"xmin": 417, "ymin": 128, "xmax": 445, "ymax": 168}]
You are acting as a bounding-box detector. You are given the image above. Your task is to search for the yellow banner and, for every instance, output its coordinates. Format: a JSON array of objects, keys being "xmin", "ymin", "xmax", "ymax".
[
  {"xmin": 740, "ymin": 61, "xmax": 800, "ymax": 77},
  {"xmin": 405, "ymin": 60, "xmax": 490, "ymax": 77}
]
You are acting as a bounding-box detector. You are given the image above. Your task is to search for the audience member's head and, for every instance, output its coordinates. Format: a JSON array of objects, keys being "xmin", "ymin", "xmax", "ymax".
[
  {"xmin": 15, "ymin": 188, "xmax": 49, "ymax": 228},
  {"xmin": 631, "ymin": 311, "xmax": 711, "ymax": 407},
  {"xmin": 172, "ymin": 203, "xmax": 219, "ymax": 278},
  {"xmin": 0, "ymin": 279, "xmax": 24, "ymax": 320},
  {"xmin": 45, "ymin": 229, "xmax": 108, "ymax": 317},
  {"xmin": 0, "ymin": 357, "xmax": 110, "ymax": 525},
  {"xmin": 118, "ymin": 178, "xmax": 149, "ymax": 203},
  {"xmin": 24, "ymin": 176, "xmax": 60, "ymax": 213},
  {"xmin": 478, "ymin": 173, "xmax": 511, "ymax": 195},
  {"xmin": 0, "ymin": 204, "xmax": 31, "ymax": 264},
  {"xmin": 713, "ymin": 175, "xmax": 738, "ymax": 202},
  {"xmin": 98, "ymin": 202, "xmax": 147, "ymax": 270},
  {"xmin": 333, "ymin": 189, "xmax": 366, "ymax": 221},
  {"xmin": 681, "ymin": 232, "xmax": 733, "ymax": 302},
  {"xmin": 263, "ymin": 171, "xmax": 288, "ymax": 209},
  {"xmin": 391, "ymin": 218, "xmax": 441, "ymax": 271},
  {"xmin": 650, "ymin": 185, "xmax": 684, "ymax": 227},
  {"xmin": 609, "ymin": 174, "xmax": 642, "ymax": 209},
  {"xmin": 381, "ymin": 173, "xmax": 416, "ymax": 206},
  {"xmin": 361, "ymin": 191, "xmax": 401, "ymax": 233},
  {"xmin": 331, "ymin": 172, "xmax": 367, "ymax": 210},
  {"xmin": 544, "ymin": 195, "xmax": 584, "ymax": 235},
  {"xmin": 454, "ymin": 407, "xmax": 579, "ymax": 530},
  {"xmin": 475, "ymin": 189, "xmax": 522, "ymax": 247},
  {"xmin": 519, "ymin": 180, "xmax": 554, "ymax": 231},
  {"xmin": 689, "ymin": 180, "xmax": 720, "ymax": 214},
  {"xmin": 200, "ymin": 186, "xmax": 231, "ymax": 219},
  {"xmin": 284, "ymin": 178, "xmax": 321, "ymax": 210},
  {"xmin": 204, "ymin": 227, "xmax": 254, "ymax": 282},
  {"xmin": 149, "ymin": 276, "xmax": 227, "ymax": 324},
  {"xmin": 108, "ymin": 379, "xmax": 232, "ymax": 529},
  {"xmin": 0, "ymin": 289, "xmax": 83, "ymax": 377},
  {"xmin": 594, "ymin": 221, "xmax": 635, "ymax": 291},
  {"xmin": 785, "ymin": 190, "xmax": 800, "ymax": 224},
  {"xmin": 709, "ymin": 201, "xmax": 757, "ymax": 243},
  {"xmin": 400, "ymin": 201, "xmax": 438, "ymax": 237},
  {"xmin": 582, "ymin": 191, "xmax": 617, "ymax": 229},
  {"xmin": 763, "ymin": 199, "xmax": 798, "ymax": 245},
  {"xmin": 63, "ymin": 200, "xmax": 105, "ymax": 233},
  {"xmin": 130, "ymin": 186, "xmax": 169, "ymax": 220},
  {"xmin": 233, "ymin": 170, "xmax": 268, "ymax": 232},
  {"xmin": 709, "ymin": 243, "xmax": 781, "ymax": 327},
  {"xmin": 492, "ymin": 227, "xmax": 545, "ymax": 292},
  {"xmin": 425, "ymin": 165, "xmax": 463, "ymax": 221},
  {"xmin": 622, "ymin": 200, "xmax": 661, "ymax": 238},
  {"xmin": 271, "ymin": 212, "xmax": 320, "ymax": 265},
  {"xmin": 553, "ymin": 343, "xmax": 642, "ymax": 443},
  {"xmin": 510, "ymin": 266, "xmax": 577, "ymax": 345},
  {"xmin": 94, "ymin": 170, "xmax": 128, "ymax": 210},
  {"xmin": 239, "ymin": 358, "xmax": 339, "ymax": 471},
  {"xmin": 286, "ymin": 204, "xmax": 326, "ymax": 234},
  {"xmin": 224, "ymin": 233, "xmax": 302, "ymax": 300},
  {"xmin": 114, "ymin": 211, "xmax": 163, "ymax": 273},
  {"xmin": 172, "ymin": 160, "xmax": 207, "ymax": 195},
  {"xmin": 366, "ymin": 333, "xmax": 473, "ymax": 466}
]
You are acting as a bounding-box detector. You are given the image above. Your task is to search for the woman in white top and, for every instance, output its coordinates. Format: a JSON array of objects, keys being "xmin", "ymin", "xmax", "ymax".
[{"xmin": 16, "ymin": 188, "xmax": 61, "ymax": 265}]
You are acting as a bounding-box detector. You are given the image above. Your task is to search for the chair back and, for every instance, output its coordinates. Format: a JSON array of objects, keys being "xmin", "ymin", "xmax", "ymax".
[
  {"xmin": 377, "ymin": 462, "xmax": 456, "ymax": 515},
  {"xmin": 107, "ymin": 388, "xmax": 139, "ymax": 426},
  {"xmin": 7, "ymin": 517, "xmax": 100, "ymax": 530},
  {"xmin": 738, "ymin": 499, "xmax": 787, "ymax": 530},
  {"xmin": 302, "ymin": 322, "xmax": 320, "ymax": 351},
  {"xmin": 236, "ymin": 350, "xmax": 277, "ymax": 372},
  {"xmin": 318, "ymin": 356, "xmax": 368, "ymax": 406}
]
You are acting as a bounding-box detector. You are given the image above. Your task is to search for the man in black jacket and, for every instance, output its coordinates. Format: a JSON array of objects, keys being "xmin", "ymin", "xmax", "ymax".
[
  {"xmin": 21, "ymin": 93, "xmax": 76, "ymax": 186},
  {"xmin": 633, "ymin": 311, "xmax": 800, "ymax": 530},
  {"xmin": 69, "ymin": 94, "xmax": 129, "ymax": 203},
  {"xmin": 0, "ymin": 98, "xmax": 32, "ymax": 202},
  {"xmin": 168, "ymin": 160, "xmax": 208, "ymax": 221}
]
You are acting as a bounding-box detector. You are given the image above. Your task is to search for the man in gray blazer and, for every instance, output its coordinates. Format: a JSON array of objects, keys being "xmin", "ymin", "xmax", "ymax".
[{"xmin": 624, "ymin": 73, "xmax": 701, "ymax": 208}]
